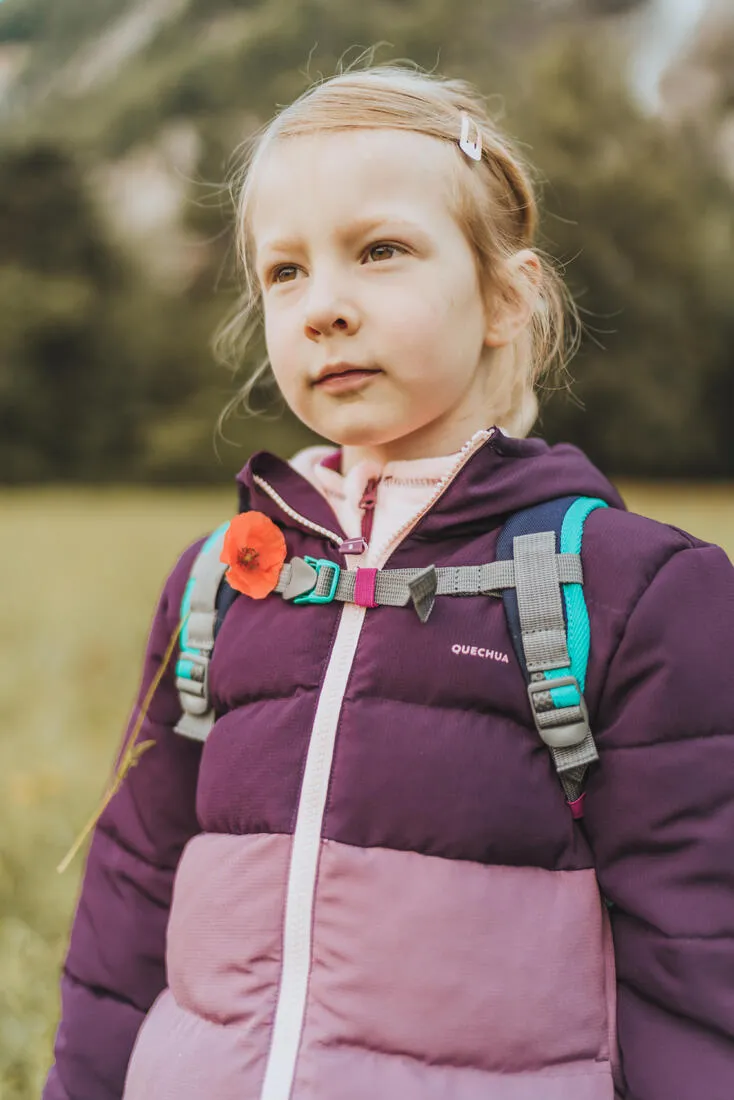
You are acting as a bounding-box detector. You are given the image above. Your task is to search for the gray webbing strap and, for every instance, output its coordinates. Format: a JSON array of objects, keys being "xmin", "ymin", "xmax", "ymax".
[
  {"xmin": 274, "ymin": 555, "xmax": 583, "ymax": 607},
  {"xmin": 174, "ymin": 528, "xmax": 229, "ymax": 741},
  {"xmin": 513, "ymin": 531, "xmax": 598, "ymax": 804},
  {"xmin": 513, "ymin": 532, "xmax": 570, "ymax": 672}
]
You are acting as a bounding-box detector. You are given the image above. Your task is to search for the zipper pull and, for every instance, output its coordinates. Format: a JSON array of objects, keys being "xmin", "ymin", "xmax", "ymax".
[
  {"xmin": 338, "ymin": 536, "xmax": 368, "ymax": 555},
  {"xmin": 359, "ymin": 476, "xmax": 379, "ymax": 545}
]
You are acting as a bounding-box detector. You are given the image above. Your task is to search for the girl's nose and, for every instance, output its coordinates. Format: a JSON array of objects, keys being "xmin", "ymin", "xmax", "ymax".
[{"xmin": 304, "ymin": 289, "xmax": 360, "ymax": 341}]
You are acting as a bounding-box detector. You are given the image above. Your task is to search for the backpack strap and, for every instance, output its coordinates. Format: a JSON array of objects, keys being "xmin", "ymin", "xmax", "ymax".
[
  {"xmin": 173, "ymin": 496, "xmax": 607, "ymax": 769},
  {"xmin": 174, "ymin": 521, "xmax": 232, "ymax": 741},
  {"xmin": 497, "ymin": 496, "xmax": 608, "ymax": 815}
]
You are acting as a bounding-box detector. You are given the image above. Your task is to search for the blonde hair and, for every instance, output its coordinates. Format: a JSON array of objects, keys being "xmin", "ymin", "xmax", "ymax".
[{"xmin": 215, "ymin": 63, "xmax": 578, "ymax": 438}]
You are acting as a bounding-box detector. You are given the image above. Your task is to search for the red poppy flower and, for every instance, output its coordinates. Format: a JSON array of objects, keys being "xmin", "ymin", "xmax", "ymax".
[{"xmin": 220, "ymin": 511, "xmax": 287, "ymax": 599}]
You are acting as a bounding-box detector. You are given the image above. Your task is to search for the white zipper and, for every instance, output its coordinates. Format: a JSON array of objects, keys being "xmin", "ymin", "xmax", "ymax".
[
  {"xmin": 258, "ymin": 427, "xmax": 494, "ymax": 1100},
  {"xmin": 253, "ymin": 473, "xmax": 343, "ymax": 548},
  {"xmin": 258, "ymin": 602, "xmax": 365, "ymax": 1100}
]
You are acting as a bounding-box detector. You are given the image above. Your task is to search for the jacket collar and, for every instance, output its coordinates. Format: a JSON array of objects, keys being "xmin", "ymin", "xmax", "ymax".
[{"xmin": 236, "ymin": 428, "xmax": 624, "ymax": 547}]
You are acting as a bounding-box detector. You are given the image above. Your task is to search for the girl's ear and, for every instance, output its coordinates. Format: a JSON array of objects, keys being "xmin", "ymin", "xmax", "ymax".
[{"xmin": 483, "ymin": 249, "xmax": 542, "ymax": 348}]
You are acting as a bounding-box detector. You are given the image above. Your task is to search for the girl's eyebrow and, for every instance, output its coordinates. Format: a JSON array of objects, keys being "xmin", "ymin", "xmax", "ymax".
[{"xmin": 257, "ymin": 215, "xmax": 425, "ymax": 258}]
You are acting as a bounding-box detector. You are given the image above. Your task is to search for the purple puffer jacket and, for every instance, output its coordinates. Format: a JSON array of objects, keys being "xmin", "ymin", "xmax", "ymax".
[{"xmin": 44, "ymin": 431, "xmax": 734, "ymax": 1100}]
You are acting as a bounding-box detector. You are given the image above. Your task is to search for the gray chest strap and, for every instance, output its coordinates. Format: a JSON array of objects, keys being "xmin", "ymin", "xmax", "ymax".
[
  {"xmin": 174, "ymin": 526, "xmax": 588, "ymax": 755},
  {"xmin": 274, "ymin": 554, "xmax": 583, "ymax": 615}
]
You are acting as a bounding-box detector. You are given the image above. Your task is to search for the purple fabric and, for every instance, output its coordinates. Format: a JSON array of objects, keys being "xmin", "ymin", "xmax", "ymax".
[{"xmin": 44, "ymin": 430, "xmax": 734, "ymax": 1099}]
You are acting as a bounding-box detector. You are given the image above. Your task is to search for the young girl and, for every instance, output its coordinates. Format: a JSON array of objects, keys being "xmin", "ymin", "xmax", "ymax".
[{"xmin": 45, "ymin": 66, "xmax": 734, "ymax": 1100}]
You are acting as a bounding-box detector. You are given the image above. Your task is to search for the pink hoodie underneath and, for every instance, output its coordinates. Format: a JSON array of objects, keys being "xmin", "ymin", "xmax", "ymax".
[{"xmin": 288, "ymin": 436, "xmax": 487, "ymax": 562}]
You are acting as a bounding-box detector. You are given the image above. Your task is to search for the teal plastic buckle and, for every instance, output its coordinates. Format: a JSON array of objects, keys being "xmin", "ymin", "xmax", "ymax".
[{"xmin": 293, "ymin": 556, "xmax": 341, "ymax": 605}]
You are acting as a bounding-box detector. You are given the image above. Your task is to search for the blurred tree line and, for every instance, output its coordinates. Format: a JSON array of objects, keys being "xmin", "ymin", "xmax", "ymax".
[{"xmin": 0, "ymin": 0, "xmax": 732, "ymax": 482}]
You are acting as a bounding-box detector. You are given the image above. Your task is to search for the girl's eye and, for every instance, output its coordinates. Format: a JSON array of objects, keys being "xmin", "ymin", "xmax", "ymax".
[
  {"xmin": 267, "ymin": 243, "xmax": 404, "ymax": 284},
  {"xmin": 271, "ymin": 265, "xmax": 299, "ymax": 284},
  {"xmin": 365, "ymin": 242, "xmax": 403, "ymax": 263}
]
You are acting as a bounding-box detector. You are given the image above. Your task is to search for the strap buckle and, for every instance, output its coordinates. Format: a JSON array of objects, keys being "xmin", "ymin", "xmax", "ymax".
[
  {"xmin": 527, "ymin": 675, "xmax": 591, "ymax": 749},
  {"xmin": 293, "ymin": 557, "xmax": 341, "ymax": 605},
  {"xmin": 175, "ymin": 650, "xmax": 210, "ymax": 716}
]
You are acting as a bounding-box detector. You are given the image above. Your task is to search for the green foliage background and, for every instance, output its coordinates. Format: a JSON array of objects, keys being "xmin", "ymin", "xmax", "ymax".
[{"xmin": 0, "ymin": 0, "xmax": 732, "ymax": 482}]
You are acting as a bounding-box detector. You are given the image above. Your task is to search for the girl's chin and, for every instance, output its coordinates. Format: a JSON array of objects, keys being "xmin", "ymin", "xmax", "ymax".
[
  {"xmin": 301, "ymin": 404, "xmax": 395, "ymax": 447},
  {"xmin": 299, "ymin": 391, "xmax": 425, "ymax": 450}
]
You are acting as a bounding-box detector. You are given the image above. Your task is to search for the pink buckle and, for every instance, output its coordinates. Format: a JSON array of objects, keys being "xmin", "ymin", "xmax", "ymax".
[
  {"xmin": 568, "ymin": 793, "xmax": 586, "ymax": 820},
  {"xmin": 354, "ymin": 568, "xmax": 378, "ymax": 609}
]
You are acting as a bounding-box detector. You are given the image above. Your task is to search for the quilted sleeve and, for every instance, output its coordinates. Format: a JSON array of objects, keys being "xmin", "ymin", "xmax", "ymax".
[
  {"xmin": 43, "ymin": 539, "xmax": 206, "ymax": 1100},
  {"xmin": 584, "ymin": 541, "xmax": 734, "ymax": 1100}
]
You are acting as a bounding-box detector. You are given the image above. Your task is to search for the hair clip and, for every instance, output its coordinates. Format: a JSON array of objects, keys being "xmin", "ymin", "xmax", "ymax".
[{"xmin": 458, "ymin": 112, "xmax": 482, "ymax": 162}]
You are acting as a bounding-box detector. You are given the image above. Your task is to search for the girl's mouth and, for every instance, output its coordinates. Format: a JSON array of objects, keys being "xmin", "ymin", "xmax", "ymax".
[{"xmin": 314, "ymin": 367, "xmax": 382, "ymax": 393}]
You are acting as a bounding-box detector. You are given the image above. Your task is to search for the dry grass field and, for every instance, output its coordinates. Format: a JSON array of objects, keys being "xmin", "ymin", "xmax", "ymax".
[{"xmin": 1, "ymin": 484, "xmax": 732, "ymax": 1098}]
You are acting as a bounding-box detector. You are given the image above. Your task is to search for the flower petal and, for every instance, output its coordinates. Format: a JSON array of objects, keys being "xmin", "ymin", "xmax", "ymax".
[{"xmin": 220, "ymin": 511, "xmax": 287, "ymax": 599}]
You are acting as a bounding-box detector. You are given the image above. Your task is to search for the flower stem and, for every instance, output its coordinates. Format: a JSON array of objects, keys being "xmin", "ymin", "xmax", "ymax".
[{"xmin": 57, "ymin": 613, "xmax": 188, "ymax": 874}]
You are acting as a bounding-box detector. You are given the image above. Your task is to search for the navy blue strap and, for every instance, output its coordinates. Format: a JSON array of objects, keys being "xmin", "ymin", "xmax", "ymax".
[{"xmin": 214, "ymin": 580, "xmax": 238, "ymax": 641}]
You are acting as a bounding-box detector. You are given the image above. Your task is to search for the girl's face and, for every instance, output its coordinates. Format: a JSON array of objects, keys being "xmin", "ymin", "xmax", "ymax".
[{"xmin": 251, "ymin": 128, "xmax": 524, "ymax": 466}]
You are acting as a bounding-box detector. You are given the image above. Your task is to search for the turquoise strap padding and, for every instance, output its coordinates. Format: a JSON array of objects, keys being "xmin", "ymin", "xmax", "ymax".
[
  {"xmin": 544, "ymin": 678, "xmax": 582, "ymax": 709},
  {"xmin": 176, "ymin": 521, "xmax": 231, "ymax": 680},
  {"xmin": 544, "ymin": 497, "xmax": 608, "ymax": 707}
]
